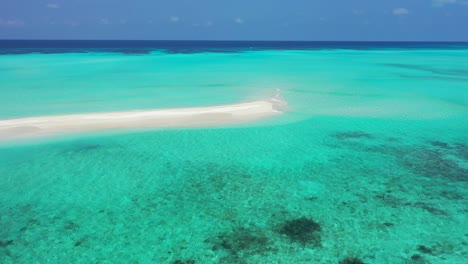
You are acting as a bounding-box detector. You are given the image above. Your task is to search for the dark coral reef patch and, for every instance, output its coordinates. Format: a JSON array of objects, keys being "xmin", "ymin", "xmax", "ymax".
[
  {"xmin": 429, "ymin": 141, "xmax": 451, "ymax": 149},
  {"xmin": 0, "ymin": 240, "xmax": 14, "ymax": 248},
  {"xmin": 278, "ymin": 217, "xmax": 322, "ymax": 246},
  {"xmin": 209, "ymin": 227, "xmax": 272, "ymax": 263},
  {"xmin": 216, "ymin": 228, "xmax": 270, "ymax": 253},
  {"xmin": 331, "ymin": 131, "xmax": 374, "ymax": 140},
  {"xmin": 399, "ymin": 148, "xmax": 468, "ymax": 182},
  {"xmin": 454, "ymin": 143, "xmax": 468, "ymax": 161},
  {"xmin": 172, "ymin": 259, "xmax": 195, "ymax": 264},
  {"xmin": 339, "ymin": 256, "xmax": 365, "ymax": 264}
]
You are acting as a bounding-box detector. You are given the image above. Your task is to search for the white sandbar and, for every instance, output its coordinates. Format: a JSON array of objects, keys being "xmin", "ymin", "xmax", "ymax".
[{"xmin": 0, "ymin": 99, "xmax": 286, "ymax": 141}]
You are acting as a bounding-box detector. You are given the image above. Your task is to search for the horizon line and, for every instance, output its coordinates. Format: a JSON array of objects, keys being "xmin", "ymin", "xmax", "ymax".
[{"xmin": 1, "ymin": 39, "xmax": 468, "ymax": 43}]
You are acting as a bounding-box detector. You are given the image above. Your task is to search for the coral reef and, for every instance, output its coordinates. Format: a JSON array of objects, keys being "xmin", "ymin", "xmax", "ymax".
[
  {"xmin": 326, "ymin": 133, "xmax": 468, "ymax": 183},
  {"xmin": 63, "ymin": 221, "xmax": 79, "ymax": 230},
  {"xmin": 382, "ymin": 63, "xmax": 468, "ymax": 76},
  {"xmin": 417, "ymin": 245, "xmax": 433, "ymax": 254},
  {"xmin": 454, "ymin": 143, "xmax": 468, "ymax": 160},
  {"xmin": 212, "ymin": 227, "xmax": 270, "ymax": 253},
  {"xmin": 0, "ymin": 240, "xmax": 13, "ymax": 248},
  {"xmin": 278, "ymin": 217, "xmax": 322, "ymax": 246},
  {"xmin": 405, "ymin": 254, "xmax": 428, "ymax": 264},
  {"xmin": 209, "ymin": 227, "xmax": 272, "ymax": 263},
  {"xmin": 399, "ymin": 148, "xmax": 468, "ymax": 182},
  {"xmin": 429, "ymin": 141, "xmax": 451, "ymax": 149},
  {"xmin": 63, "ymin": 144, "xmax": 103, "ymax": 155},
  {"xmin": 338, "ymin": 256, "xmax": 365, "ymax": 264},
  {"xmin": 331, "ymin": 131, "xmax": 374, "ymax": 140},
  {"xmin": 172, "ymin": 259, "xmax": 195, "ymax": 264},
  {"xmin": 410, "ymin": 202, "xmax": 447, "ymax": 215},
  {"xmin": 74, "ymin": 236, "xmax": 88, "ymax": 247}
]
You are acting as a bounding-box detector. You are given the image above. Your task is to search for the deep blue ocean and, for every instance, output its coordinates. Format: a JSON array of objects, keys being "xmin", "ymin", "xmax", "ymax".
[{"xmin": 1, "ymin": 40, "xmax": 468, "ymax": 54}]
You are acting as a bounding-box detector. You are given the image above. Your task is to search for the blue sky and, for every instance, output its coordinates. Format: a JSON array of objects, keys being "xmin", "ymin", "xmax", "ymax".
[{"xmin": 0, "ymin": 0, "xmax": 467, "ymax": 41}]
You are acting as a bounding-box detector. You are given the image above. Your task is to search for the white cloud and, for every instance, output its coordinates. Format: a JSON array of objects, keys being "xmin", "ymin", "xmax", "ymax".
[
  {"xmin": 433, "ymin": 0, "xmax": 457, "ymax": 6},
  {"xmin": 100, "ymin": 18, "xmax": 111, "ymax": 25},
  {"xmin": 234, "ymin": 17, "xmax": 244, "ymax": 24},
  {"xmin": 0, "ymin": 18, "xmax": 24, "ymax": 26},
  {"xmin": 433, "ymin": 0, "xmax": 468, "ymax": 7},
  {"xmin": 170, "ymin": 16, "xmax": 180, "ymax": 22},
  {"xmin": 46, "ymin": 3, "xmax": 60, "ymax": 9},
  {"xmin": 193, "ymin": 21, "xmax": 214, "ymax": 27},
  {"xmin": 352, "ymin": 9, "xmax": 365, "ymax": 15},
  {"xmin": 393, "ymin": 8, "xmax": 410, "ymax": 15},
  {"xmin": 65, "ymin": 20, "xmax": 79, "ymax": 27}
]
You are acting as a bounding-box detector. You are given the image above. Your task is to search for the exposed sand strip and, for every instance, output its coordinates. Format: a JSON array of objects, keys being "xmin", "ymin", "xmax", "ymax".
[{"xmin": 0, "ymin": 99, "xmax": 286, "ymax": 141}]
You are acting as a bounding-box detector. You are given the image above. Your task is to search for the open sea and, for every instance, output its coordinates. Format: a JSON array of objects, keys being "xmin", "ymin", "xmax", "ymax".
[{"xmin": 0, "ymin": 40, "xmax": 467, "ymax": 263}]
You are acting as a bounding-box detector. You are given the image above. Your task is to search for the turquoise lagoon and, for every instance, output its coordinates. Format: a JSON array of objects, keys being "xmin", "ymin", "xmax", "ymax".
[{"xmin": 0, "ymin": 45, "xmax": 467, "ymax": 263}]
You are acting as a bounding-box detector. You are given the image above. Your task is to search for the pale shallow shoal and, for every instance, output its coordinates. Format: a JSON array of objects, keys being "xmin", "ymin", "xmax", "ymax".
[{"xmin": 0, "ymin": 99, "xmax": 286, "ymax": 141}]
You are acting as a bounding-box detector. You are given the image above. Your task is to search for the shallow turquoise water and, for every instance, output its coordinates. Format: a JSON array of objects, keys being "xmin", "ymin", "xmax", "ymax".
[
  {"xmin": 0, "ymin": 49, "xmax": 467, "ymax": 263},
  {"xmin": 1, "ymin": 49, "xmax": 467, "ymax": 119}
]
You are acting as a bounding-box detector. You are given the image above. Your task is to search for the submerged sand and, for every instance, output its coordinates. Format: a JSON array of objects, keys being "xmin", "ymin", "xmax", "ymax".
[{"xmin": 0, "ymin": 99, "xmax": 286, "ymax": 141}]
